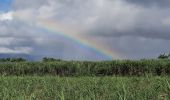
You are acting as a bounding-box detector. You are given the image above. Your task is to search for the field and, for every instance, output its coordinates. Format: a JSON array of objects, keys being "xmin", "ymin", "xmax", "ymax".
[
  {"xmin": 0, "ymin": 59, "xmax": 170, "ymax": 76},
  {"xmin": 0, "ymin": 59, "xmax": 170, "ymax": 100},
  {"xmin": 0, "ymin": 76, "xmax": 170, "ymax": 100}
]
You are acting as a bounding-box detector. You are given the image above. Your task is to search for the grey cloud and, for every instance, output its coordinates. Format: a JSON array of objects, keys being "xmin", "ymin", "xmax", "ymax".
[
  {"xmin": 84, "ymin": 1, "xmax": 170, "ymax": 40},
  {"xmin": 12, "ymin": 0, "xmax": 48, "ymax": 10},
  {"xmin": 36, "ymin": 0, "xmax": 170, "ymax": 40},
  {"xmin": 0, "ymin": 47, "xmax": 32, "ymax": 54},
  {"xmin": 1, "ymin": 0, "xmax": 170, "ymax": 60},
  {"xmin": 125, "ymin": 0, "xmax": 170, "ymax": 8},
  {"xmin": 101, "ymin": 36, "xmax": 170, "ymax": 59},
  {"xmin": 11, "ymin": 0, "xmax": 170, "ymax": 40}
]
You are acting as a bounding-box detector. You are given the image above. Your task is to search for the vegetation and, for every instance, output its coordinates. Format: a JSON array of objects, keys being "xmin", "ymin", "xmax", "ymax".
[
  {"xmin": 0, "ymin": 59, "xmax": 170, "ymax": 76},
  {"xmin": 43, "ymin": 57, "xmax": 62, "ymax": 62},
  {"xmin": 0, "ymin": 76, "xmax": 169, "ymax": 100},
  {"xmin": 0, "ymin": 57, "xmax": 170, "ymax": 99},
  {"xmin": 0, "ymin": 58, "xmax": 26, "ymax": 62},
  {"xmin": 158, "ymin": 53, "xmax": 170, "ymax": 59}
]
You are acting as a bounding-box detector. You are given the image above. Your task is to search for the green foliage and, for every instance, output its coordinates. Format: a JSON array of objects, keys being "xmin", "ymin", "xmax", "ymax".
[
  {"xmin": 0, "ymin": 76, "xmax": 169, "ymax": 100},
  {"xmin": 0, "ymin": 58, "xmax": 170, "ymax": 99},
  {"xmin": 158, "ymin": 53, "xmax": 169, "ymax": 59},
  {"xmin": 0, "ymin": 59, "xmax": 170, "ymax": 76},
  {"xmin": 0, "ymin": 58, "xmax": 26, "ymax": 62},
  {"xmin": 42, "ymin": 57, "xmax": 62, "ymax": 62}
]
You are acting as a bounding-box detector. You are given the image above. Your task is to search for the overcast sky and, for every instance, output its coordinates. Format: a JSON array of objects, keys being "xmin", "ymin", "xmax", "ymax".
[{"xmin": 0, "ymin": 0, "xmax": 170, "ymax": 60}]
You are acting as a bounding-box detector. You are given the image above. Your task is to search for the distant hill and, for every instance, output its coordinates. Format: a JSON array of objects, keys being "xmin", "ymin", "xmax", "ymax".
[{"xmin": 0, "ymin": 54, "xmax": 41, "ymax": 61}]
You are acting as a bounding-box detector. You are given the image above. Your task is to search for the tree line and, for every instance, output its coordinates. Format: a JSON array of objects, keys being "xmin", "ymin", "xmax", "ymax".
[
  {"xmin": 0, "ymin": 57, "xmax": 63, "ymax": 62},
  {"xmin": 0, "ymin": 52, "xmax": 169, "ymax": 62},
  {"xmin": 0, "ymin": 58, "xmax": 26, "ymax": 62}
]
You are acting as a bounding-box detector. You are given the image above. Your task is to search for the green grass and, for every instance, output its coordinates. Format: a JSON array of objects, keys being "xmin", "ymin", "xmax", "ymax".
[
  {"xmin": 0, "ymin": 76, "xmax": 170, "ymax": 100},
  {"xmin": 0, "ymin": 60, "xmax": 170, "ymax": 99},
  {"xmin": 0, "ymin": 59, "xmax": 170, "ymax": 76}
]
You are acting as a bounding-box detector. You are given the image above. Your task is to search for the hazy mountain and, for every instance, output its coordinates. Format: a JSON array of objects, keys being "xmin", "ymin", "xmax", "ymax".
[{"xmin": 0, "ymin": 54, "xmax": 42, "ymax": 61}]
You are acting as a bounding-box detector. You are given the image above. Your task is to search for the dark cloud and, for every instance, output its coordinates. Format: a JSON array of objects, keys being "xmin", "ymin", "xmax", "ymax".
[
  {"xmin": 12, "ymin": 0, "xmax": 48, "ymax": 10},
  {"xmin": 85, "ymin": 1, "xmax": 170, "ymax": 40},
  {"xmin": 0, "ymin": 0, "xmax": 170, "ymax": 60},
  {"xmin": 126, "ymin": 0, "xmax": 170, "ymax": 8},
  {"xmin": 102, "ymin": 36, "xmax": 170, "ymax": 59}
]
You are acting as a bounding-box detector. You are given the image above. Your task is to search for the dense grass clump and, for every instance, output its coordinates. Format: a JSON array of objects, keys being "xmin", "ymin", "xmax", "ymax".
[
  {"xmin": 0, "ymin": 59, "xmax": 170, "ymax": 76},
  {"xmin": 0, "ymin": 76, "xmax": 169, "ymax": 100}
]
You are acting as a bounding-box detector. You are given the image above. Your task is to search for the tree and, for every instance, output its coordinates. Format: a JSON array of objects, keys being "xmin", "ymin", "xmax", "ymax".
[
  {"xmin": 0, "ymin": 58, "xmax": 26, "ymax": 62},
  {"xmin": 42, "ymin": 57, "xmax": 62, "ymax": 62},
  {"xmin": 158, "ymin": 53, "xmax": 169, "ymax": 59},
  {"xmin": 10, "ymin": 58, "xmax": 26, "ymax": 62},
  {"xmin": 168, "ymin": 53, "xmax": 170, "ymax": 58}
]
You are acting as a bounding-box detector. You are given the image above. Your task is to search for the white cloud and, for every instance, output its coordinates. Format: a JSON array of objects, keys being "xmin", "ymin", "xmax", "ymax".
[
  {"xmin": 0, "ymin": 12, "xmax": 13, "ymax": 21},
  {"xmin": 0, "ymin": 47, "xmax": 32, "ymax": 54}
]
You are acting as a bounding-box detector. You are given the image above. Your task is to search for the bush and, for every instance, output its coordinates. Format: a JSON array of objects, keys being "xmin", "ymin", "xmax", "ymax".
[{"xmin": 42, "ymin": 57, "xmax": 62, "ymax": 62}]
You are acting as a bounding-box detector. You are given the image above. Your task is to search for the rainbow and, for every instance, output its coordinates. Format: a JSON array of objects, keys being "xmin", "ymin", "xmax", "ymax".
[{"xmin": 13, "ymin": 13, "xmax": 122, "ymax": 59}]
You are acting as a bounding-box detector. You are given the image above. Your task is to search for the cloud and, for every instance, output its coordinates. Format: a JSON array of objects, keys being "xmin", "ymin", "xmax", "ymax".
[
  {"xmin": 0, "ymin": 12, "xmax": 13, "ymax": 21},
  {"xmin": 12, "ymin": 0, "xmax": 170, "ymax": 40},
  {"xmin": 0, "ymin": 47, "xmax": 32, "ymax": 54},
  {"xmin": 125, "ymin": 0, "xmax": 170, "ymax": 8},
  {"xmin": 79, "ymin": 0, "xmax": 170, "ymax": 40},
  {"xmin": 0, "ymin": 0, "xmax": 170, "ymax": 59}
]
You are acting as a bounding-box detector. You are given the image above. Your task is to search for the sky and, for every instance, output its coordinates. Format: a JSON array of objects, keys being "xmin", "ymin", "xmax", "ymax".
[
  {"xmin": 0, "ymin": 0, "xmax": 11, "ymax": 12},
  {"xmin": 0, "ymin": 0, "xmax": 170, "ymax": 60}
]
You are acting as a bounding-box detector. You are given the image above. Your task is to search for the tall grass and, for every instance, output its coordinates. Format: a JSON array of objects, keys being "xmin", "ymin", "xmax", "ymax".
[
  {"xmin": 0, "ymin": 76, "xmax": 169, "ymax": 100},
  {"xmin": 0, "ymin": 59, "xmax": 170, "ymax": 99},
  {"xmin": 0, "ymin": 59, "xmax": 169, "ymax": 76}
]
